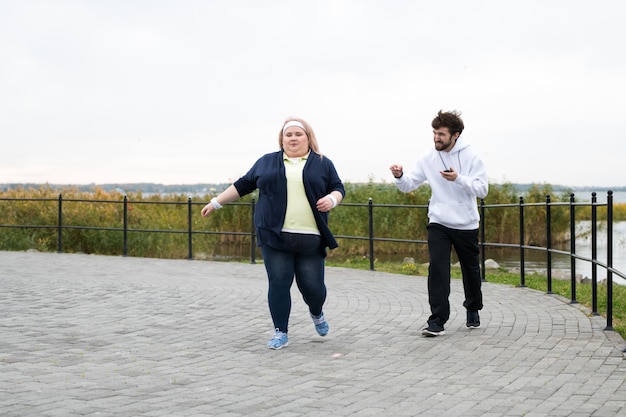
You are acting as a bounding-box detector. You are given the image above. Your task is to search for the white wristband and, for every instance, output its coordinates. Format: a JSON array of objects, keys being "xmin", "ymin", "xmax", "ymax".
[
  {"xmin": 211, "ymin": 197, "xmax": 222, "ymax": 210},
  {"xmin": 326, "ymin": 194, "xmax": 337, "ymax": 208}
]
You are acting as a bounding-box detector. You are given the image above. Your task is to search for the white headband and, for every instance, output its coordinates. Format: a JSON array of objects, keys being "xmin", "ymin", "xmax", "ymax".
[{"xmin": 282, "ymin": 120, "xmax": 306, "ymax": 135}]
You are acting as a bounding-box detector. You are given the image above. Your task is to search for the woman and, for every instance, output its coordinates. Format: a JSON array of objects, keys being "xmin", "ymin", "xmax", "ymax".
[{"xmin": 201, "ymin": 117, "xmax": 345, "ymax": 349}]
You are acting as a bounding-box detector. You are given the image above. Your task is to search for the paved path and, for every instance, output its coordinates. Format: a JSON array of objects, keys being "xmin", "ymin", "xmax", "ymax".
[{"xmin": 1, "ymin": 251, "xmax": 625, "ymax": 417}]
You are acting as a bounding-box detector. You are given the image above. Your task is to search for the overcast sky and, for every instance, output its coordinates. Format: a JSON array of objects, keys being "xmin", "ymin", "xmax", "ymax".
[{"xmin": 1, "ymin": 0, "xmax": 625, "ymax": 188}]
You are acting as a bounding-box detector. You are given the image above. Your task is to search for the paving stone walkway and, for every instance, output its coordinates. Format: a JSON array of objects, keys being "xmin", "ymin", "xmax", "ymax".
[{"xmin": 1, "ymin": 250, "xmax": 625, "ymax": 417}]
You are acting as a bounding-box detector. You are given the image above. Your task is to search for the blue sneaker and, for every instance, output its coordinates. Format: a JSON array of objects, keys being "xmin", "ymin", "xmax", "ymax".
[
  {"xmin": 311, "ymin": 312, "xmax": 329, "ymax": 336},
  {"xmin": 267, "ymin": 329, "xmax": 288, "ymax": 349}
]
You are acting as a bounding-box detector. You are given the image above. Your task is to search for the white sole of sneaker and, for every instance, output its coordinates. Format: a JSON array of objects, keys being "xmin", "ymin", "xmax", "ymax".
[{"xmin": 421, "ymin": 329, "xmax": 445, "ymax": 337}]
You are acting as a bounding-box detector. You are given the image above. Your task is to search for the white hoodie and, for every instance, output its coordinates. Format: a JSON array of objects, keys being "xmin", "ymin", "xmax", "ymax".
[{"xmin": 394, "ymin": 136, "xmax": 488, "ymax": 230}]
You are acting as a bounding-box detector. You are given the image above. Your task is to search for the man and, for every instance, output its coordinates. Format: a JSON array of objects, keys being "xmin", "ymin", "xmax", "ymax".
[{"xmin": 390, "ymin": 110, "xmax": 488, "ymax": 336}]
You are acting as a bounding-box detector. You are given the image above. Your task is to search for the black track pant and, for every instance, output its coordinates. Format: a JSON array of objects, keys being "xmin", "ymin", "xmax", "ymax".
[{"xmin": 426, "ymin": 223, "xmax": 483, "ymax": 327}]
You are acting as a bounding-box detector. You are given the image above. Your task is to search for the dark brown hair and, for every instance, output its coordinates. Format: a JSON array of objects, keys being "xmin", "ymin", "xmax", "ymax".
[{"xmin": 432, "ymin": 110, "xmax": 464, "ymax": 136}]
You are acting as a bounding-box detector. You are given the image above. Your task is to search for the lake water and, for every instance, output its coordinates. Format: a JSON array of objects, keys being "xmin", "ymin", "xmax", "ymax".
[
  {"xmin": 489, "ymin": 190, "xmax": 626, "ymax": 285},
  {"xmin": 495, "ymin": 221, "xmax": 626, "ymax": 286},
  {"xmin": 573, "ymin": 190, "xmax": 626, "ymax": 203}
]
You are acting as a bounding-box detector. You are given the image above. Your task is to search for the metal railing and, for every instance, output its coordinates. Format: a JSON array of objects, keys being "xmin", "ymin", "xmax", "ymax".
[
  {"xmin": 478, "ymin": 191, "xmax": 623, "ymax": 331},
  {"xmin": 1, "ymin": 191, "xmax": 623, "ymax": 332}
]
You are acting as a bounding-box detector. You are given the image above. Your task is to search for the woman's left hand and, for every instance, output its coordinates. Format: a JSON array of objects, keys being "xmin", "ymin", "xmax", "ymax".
[{"xmin": 316, "ymin": 196, "xmax": 334, "ymax": 212}]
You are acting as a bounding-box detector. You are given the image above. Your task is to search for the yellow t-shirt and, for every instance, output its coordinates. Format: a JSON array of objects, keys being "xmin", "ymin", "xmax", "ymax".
[{"xmin": 282, "ymin": 154, "xmax": 320, "ymax": 235}]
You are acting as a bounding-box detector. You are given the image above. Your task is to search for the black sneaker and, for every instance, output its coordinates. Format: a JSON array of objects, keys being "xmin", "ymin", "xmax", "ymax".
[
  {"xmin": 466, "ymin": 310, "xmax": 481, "ymax": 329},
  {"xmin": 421, "ymin": 322, "xmax": 445, "ymax": 337}
]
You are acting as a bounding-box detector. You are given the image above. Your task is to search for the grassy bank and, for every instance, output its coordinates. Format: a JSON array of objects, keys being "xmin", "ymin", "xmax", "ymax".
[{"xmin": 326, "ymin": 257, "xmax": 626, "ymax": 342}]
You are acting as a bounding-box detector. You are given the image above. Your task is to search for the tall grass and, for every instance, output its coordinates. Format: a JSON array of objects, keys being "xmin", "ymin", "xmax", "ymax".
[{"xmin": 1, "ymin": 182, "xmax": 623, "ymax": 259}]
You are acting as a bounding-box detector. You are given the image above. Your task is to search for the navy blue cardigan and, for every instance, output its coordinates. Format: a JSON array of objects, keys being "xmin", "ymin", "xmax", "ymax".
[{"xmin": 233, "ymin": 150, "xmax": 345, "ymax": 252}]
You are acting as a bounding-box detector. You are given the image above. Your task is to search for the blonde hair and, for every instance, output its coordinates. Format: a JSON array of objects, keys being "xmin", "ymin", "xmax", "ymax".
[{"xmin": 278, "ymin": 117, "xmax": 322, "ymax": 156}]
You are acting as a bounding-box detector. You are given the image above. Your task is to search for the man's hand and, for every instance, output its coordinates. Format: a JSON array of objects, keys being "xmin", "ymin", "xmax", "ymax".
[
  {"xmin": 390, "ymin": 164, "xmax": 403, "ymax": 178},
  {"xmin": 441, "ymin": 167, "xmax": 458, "ymax": 181}
]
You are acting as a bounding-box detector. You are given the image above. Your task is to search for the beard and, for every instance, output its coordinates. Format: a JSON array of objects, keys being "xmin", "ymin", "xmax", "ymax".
[{"xmin": 434, "ymin": 140, "xmax": 452, "ymax": 151}]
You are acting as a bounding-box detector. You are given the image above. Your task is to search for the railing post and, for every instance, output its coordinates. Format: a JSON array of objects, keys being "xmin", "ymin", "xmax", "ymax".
[
  {"xmin": 57, "ymin": 194, "xmax": 63, "ymax": 253},
  {"xmin": 605, "ymin": 190, "xmax": 614, "ymax": 330},
  {"xmin": 187, "ymin": 197, "xmax": 193, "ymax": 260},
  {"xmin": 123, "ymin": 196, "xmax": 128, "ymax": 257},
  {"xmin": 480, "ymin": 198, "xmax": 486, "ymax": 282},
  {"xmin": 519, "ymin": 196, "xmax": 526, "ymax": 287},
  {"xmin": 250, "ymin": 198, "xmax": 256, "ymax": 264},
  {"xmin": 569, "ymin": 193, "xmax": 577, "ymax": 304},
  {"xmin": 546, "ymin": 194, "xmax": 552, "ymax": 294},
  {"xmin": 591, "ymin": 192, "xmax": 598, "ymax": 315},
  {"xmin": 368, "ymin": 198, "xmax": 374, "ymax": 271}
]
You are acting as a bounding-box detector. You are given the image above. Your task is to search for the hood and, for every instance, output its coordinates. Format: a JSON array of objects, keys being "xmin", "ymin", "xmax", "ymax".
[{"xmin": 449, "ymin": 135, "xmax": 470, "ymax": 154}]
